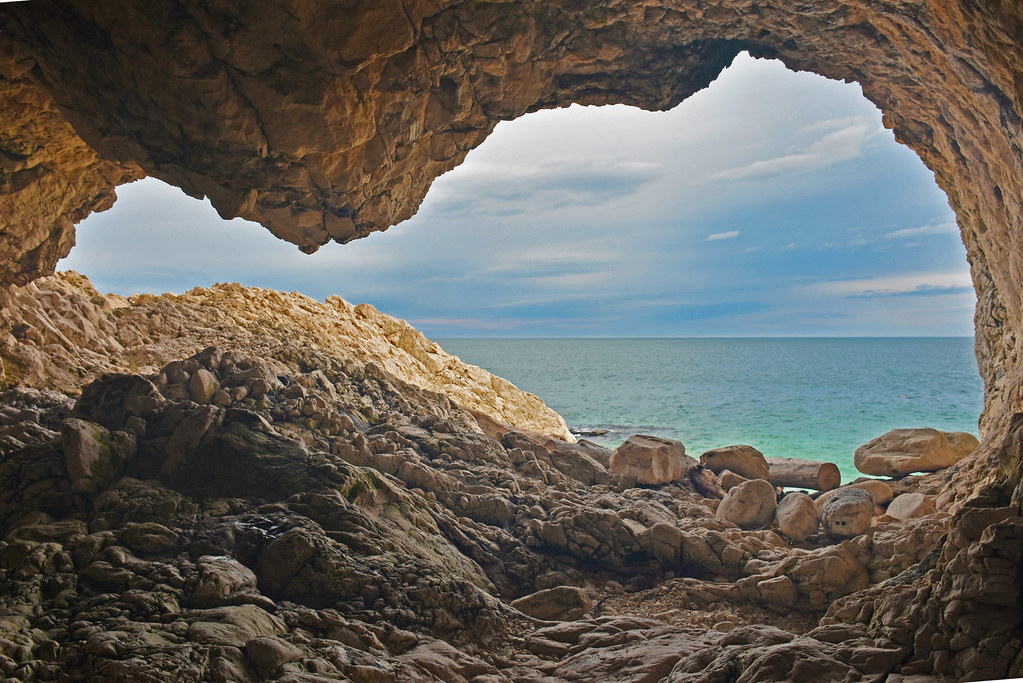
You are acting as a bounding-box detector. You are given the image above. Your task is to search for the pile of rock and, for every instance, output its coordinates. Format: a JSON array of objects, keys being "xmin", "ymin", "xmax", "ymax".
[
  {"xmin": 634, "ymin": 436, "xmax": 969, "ymax": 546},
  {"xmin": 0, "ymin": 278, "xmax": 1007, "ymax": 681}
]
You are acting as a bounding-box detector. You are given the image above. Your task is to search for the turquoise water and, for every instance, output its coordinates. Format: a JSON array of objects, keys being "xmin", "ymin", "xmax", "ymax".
[{"xmin": 436, "ymin": 338, "xmax": 984, "ymax": 484}]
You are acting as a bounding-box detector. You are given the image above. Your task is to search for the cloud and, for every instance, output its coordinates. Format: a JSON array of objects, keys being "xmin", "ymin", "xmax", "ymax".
[
  {"xmin": 60, "ymin": 53, "xmax": 974, "ymax": 338},
  {"xmin": 427, "ymin": 155, "xmax": 661, "ymax": 216},
  {"xmin": 408, "ymin": 317, "xmax": 568, "ymax": 331},
  {"xmin": 883, "ymin": 221, "xmax": 959, "ymax": 240},
  {"xmin": 710, "ymin": 117, "xmax": 880, "ymax": 182},
  {"xmin": 810, "ymin": 271, "xmax": 973, "ymax": 298}
]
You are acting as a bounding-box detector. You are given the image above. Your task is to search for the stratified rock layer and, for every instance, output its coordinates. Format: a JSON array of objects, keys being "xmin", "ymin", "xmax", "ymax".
[{"xmin": 0, "ymin": 0, "xmax": 1021, "ymax": 458}]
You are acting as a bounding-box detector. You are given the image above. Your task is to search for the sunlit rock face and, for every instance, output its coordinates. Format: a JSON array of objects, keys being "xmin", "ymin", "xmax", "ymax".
[{"xmin": 1, "ymin": 0, "xmax": 1022, "ymax": 442}]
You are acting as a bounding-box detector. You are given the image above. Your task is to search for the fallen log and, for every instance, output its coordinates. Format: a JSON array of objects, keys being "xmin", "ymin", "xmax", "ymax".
[{"xmin": 766, "ymin": 457, "xmax": 841, "ymax": 492}]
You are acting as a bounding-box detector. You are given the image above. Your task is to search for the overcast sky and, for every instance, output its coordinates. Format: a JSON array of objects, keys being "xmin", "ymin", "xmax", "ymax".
[{"xmin": 61, "ymin": 53, "xmax": 974, "ymax": 338}]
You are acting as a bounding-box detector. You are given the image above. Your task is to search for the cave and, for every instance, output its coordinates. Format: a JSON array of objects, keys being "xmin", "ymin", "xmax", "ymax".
[{"xmin": 2, "ymin": 1, "xmax": 1023, "ymax": 680}]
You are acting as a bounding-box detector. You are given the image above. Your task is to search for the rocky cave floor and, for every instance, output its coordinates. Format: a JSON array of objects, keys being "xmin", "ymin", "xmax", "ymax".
[{"xmin": 0, "ymin": 278, "xmax": 1021, "ymax": 682}]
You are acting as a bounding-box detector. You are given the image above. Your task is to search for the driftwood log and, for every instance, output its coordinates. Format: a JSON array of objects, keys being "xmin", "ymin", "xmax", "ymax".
[{"xmin": 766, "ymin": 457, "xmax": 841, "ymax": 492}]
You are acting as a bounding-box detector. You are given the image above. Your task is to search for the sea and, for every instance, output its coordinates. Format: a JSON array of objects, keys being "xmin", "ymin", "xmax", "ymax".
[{"xmin": 436, "ymin": 338, "xmax": 984, "ymax": 484}]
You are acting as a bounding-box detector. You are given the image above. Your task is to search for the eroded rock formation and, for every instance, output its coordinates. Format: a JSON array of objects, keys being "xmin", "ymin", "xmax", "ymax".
[
  {"xmin": 1, "ymin": 0, "xmax": 1022, "ymax": 449},
  {"xmin": 0, "ymin": 289, "xmax": 991, "ymax": 680},
  {"xmin": 0, "ymin": 272, "xmax": 571, "ymax": 440},
  {"xmin": 2, "ymin": 2, "xmax": 1023, "ymax": 680}
]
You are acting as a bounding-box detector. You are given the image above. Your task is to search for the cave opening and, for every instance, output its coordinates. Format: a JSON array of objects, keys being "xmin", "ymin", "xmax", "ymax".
[
  {"xmin": 3, "ymin": 3, "xmax": 1023, "ymax": 679},
  {"xmin": 59, "ymin": 52, "xmax": 982, "ymax": 481}
]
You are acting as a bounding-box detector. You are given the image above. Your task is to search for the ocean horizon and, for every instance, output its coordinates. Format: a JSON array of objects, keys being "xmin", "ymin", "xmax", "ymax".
[{"xmin": 437, "ymin": 337, "xmax": 983, "ymax": 484}]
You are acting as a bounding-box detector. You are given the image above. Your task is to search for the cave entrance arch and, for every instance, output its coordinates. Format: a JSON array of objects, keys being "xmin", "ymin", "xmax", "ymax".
[{"xmin": 59, "ymin": 52, "xmax": 983, "ymax": 482}]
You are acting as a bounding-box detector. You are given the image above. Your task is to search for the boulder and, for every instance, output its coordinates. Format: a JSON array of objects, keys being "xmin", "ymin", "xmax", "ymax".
[
  {"xmin": 854, "ymin": 428, "xmax": 979, "ymax": 476},
  {"xmin": 187, "ymin": 605, "xmax": 286, "ymax": 647},
  {"xmin": 776, "ymin": 491, "xmax": 819, "ymax": 541},
  {"xmin": 815, "ymin": 480, "xmax": 894, "ymax": 513},
  {"xmin": 699, "ymin": 445, "xmax": 770, "ymax": 481},
  {"xmin": 610, "ymin": 435, "xmax": 695, "ymax": 485},
  {"xmin": 245, "ymin": 636, "xmax": 303, "ymax": 670},
  {"xmin": 60, "ymin": 418, "xmax": 136, "ymax": 493},
  {"xmin": 510, "ymin": 586, "xmax": 592, "ymax": 621},
  {"xmin": 821, "ymin": 488, "xmax": 875, "ymax": 538},
  {"xmin": 718, "ymin": 469, "xmax": 749, "ymax": 492},
  {"xmin": 716, "ymin": 479, "xmax": 777, "ymax": 530},
  {"xmin": 193, "ymin": 555, "xmax": 259, "ymax": 607},
  {"xmin": 885, "ymin": 492, "xmax": 937, "ymax": 520},
  {"xmin": 189, "ymin": 368, "xmax": 220, "ymax": 404}
]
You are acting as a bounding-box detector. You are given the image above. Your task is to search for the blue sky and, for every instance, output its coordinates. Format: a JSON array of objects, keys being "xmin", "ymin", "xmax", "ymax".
[{"xmin": 60, "ymin": 53, "xmax": 974, "ymax": 338}]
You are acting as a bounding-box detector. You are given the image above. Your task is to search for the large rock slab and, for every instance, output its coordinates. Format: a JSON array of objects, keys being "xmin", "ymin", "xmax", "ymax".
[
  {"xmin": 611, "ymin": 435, "xmax": 695, "ymax": 485},
  {"xmin": 854, "ymin": 428, "xmax": 979, "ymax": 476}
]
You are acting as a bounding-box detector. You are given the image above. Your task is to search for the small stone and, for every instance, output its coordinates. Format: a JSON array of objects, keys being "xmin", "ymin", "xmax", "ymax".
[
  {"xmin": 717, "ymin": 479, "xmax": 777, "ymax": 530},
  {"xmin": 821, "ymin": 488, "xmax": 874, "ymax": 538},
  {"xmin": 713, "ymin": 620, "xmax": 736, "ymax": 633}
]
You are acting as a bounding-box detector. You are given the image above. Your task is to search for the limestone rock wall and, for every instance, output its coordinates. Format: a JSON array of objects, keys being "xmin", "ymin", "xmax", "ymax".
[
  {"xmin": 0, "ymin": 34, "xmax": 142, "ymax": 286},
  {"xmin": 0, "ymin": 1, "xmax": 1021, "ymax": 448},
  {"xmin": 0, "ymin": 272, "xmax": 572, "ymax": 441}
]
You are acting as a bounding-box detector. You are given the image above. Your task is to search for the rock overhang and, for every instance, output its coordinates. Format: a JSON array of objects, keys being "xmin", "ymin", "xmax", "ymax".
[{"xmin": 0, "ymin": 0, "xmax": 1021, "ymax": 444}]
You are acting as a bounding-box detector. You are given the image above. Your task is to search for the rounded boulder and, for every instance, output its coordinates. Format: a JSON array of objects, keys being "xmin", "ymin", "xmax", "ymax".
[
  {"xmin": 821, "ymin": 488, "xmax": 875, "ymax": 538},
  {"xmin": 776, "ymin": 491, "xmax": 819, "ymax": 542},
  {"xmin": 716, "ymin": 479, "xmax": 777, "ymax": 530}
]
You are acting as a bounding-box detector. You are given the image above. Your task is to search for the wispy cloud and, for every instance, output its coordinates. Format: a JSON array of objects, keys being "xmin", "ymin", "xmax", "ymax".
[
  {"xmin": 810, "ymin": 271, "xmax": 973, "ymax": 298},
  {"xmin": 429, "ymin": 157, "xmax": 661, "ymax": 215},
  {"xmin": 883, "ymin": 221, "xmax": 959, "ymax": 240},
  {"xmin": 707, "ymin": 230, "xmax": 740, "ymax": 241},
  {"xmin": 710, "ymin": 116, "xmax": 879, "ymax": 182}
]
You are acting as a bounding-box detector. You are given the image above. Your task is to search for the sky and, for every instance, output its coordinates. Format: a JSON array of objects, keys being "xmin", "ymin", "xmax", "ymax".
[{"xmin": 60, "ymin": 52, "xmax": 975, "ymax": 338}]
